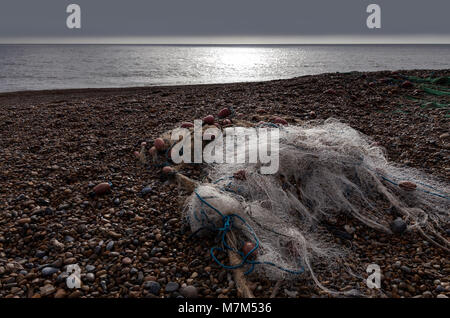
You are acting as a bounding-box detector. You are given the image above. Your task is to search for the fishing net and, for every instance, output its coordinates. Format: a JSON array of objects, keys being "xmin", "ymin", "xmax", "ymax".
[
  {"xmin": 405, "ymin": 76, "xmax": 450, "ymax": 112},
  {"xmin": 184, "ymin": 118, "xmax": 449, "ymax": 292}
]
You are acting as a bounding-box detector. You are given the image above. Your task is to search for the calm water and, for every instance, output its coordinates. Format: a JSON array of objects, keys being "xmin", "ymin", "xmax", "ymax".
[{"xmin": 0, "ymin": 45, "xmax": 449, "ymax": 92}]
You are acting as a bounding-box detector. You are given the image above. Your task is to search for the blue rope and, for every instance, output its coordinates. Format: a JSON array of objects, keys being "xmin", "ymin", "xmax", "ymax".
[{"xmin": 194, "ymin": 190, "xmax": 305, "ymax": 275}]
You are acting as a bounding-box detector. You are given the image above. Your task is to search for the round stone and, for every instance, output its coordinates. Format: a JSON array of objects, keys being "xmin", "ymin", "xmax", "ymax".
[
  {"xmin": 144, "ymin": 281, "xmax": 161, "ymax": 295},
  {"xmin": 85, "ymin": 273, "xmax": 95, "ymax": 282},
  {"xmin": 106, "ymin": 241, "xmax": 115, "ymax": 251},
  {"xmin": 85, "ymin": 265, "xmax": 96, "ymax": 272},
  {"xmin": 180, "ymin": 285, "xmax": 198, "ymax": 298},
  {"xmin": 390, "ymin": 218, "xmax": 407, "ymax": 234},
  {"xmin": 141, "ymin": 187, "xmax": 152, "ymax": 196},
  {"xmin": 41, "ymin": 267, "xmax": 59, "ymax": 276},
  {"xmin": 165, "ymin": 282, "xmax": 180, "ymax": 293}
]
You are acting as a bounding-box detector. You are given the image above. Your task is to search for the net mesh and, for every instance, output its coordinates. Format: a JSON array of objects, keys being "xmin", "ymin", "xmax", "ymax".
[{"xmin": 184, "ymin": 118, "xmax": 449, "ymax": 292}]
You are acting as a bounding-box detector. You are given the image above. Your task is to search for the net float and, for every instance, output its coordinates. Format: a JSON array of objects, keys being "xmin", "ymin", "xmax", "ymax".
[
  {"xmin": 203, "ymin": 115, "xmax": 215, "ymax": 125},
  {"xmin": 93, "ymin": 182, "xmax": 111, "ymax": 195},
  {"xmin": 181, "ymin": 122, "xmax": 194, "ymax": 128},
  {"xmin": 222, "ymin": 119, "xmax": 232, "ymax": 126},
  {"xmin": 154, "ymin": 138, "xmax": 166, "ymax": 151},
  {"xmin": 399, "ymin": 181, "xmax": 417, "ymax": 191},
  {"xmin": 273, "ymin": 117, "xmax": 288, "ymax": 125},
  {"xmin": 162, "ymin": 166, "xmax": 175, "ymax": 174},
  {"xmin": 233, "ymin": 170, "xmax": 247, "ymax": 180},
  {"xmin": 218, "ymin": 107, "xmax": 231, "ymax": 118},
  {"xmin": 149, "ymin": 146, "xmax": 157, "ymax": 156},
  {"xmin": 401, "ymin": 80, "xmax": 414, "ymax": 88},
  {"xmin": 242, "ymin": 242, "xmax": 256, "ymax": 257}
]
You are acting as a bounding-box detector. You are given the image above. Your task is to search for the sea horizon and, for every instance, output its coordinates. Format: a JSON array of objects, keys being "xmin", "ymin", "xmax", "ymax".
[{"xmin": 1, "ymin": 44, "xmax": 449, "ymax": 93}]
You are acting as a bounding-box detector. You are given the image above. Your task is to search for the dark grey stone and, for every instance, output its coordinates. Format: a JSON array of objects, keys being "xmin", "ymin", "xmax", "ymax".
[
  {"xmin": 391, "ymin": 218, "xmax": 407, "ymax": 234},
  {"xmin": 41, "ymin": 267, "xmax": 59, "ymax": 276},
  {"xmin": 165, "ymin": 282, "xmax": 179, "ymax": 293},
  {"xmin": 143, "ymin": 281, "xmax": 161, "ymax": 295}
]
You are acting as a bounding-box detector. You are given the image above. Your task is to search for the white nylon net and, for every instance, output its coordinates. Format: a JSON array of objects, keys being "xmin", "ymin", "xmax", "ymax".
[{"xmin": 184, "ymin": 119, "xmax": 449, "ymax": 292}]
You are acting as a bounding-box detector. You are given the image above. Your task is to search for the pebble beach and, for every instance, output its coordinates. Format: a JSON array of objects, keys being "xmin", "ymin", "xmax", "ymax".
[{"xmin": 0, "ymin": 69, "xmax": 449, "ymax": 298}]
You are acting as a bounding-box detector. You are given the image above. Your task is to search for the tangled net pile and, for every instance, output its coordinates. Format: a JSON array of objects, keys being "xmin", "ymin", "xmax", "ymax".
[{"xmin": 184, "ymin": 118, "xmax": 449, "ymax": 293}]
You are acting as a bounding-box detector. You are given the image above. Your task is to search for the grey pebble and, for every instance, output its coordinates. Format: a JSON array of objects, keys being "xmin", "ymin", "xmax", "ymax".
[
  {"xmin": 180, "ymin": 285, "xmax": 198, "ymax": 298},
  {"xmin": 165, "ymin": 282, "xmax": 180, "ymax": 293},
  {"xmin": 390, "ymin": 218, "xmax": 407, "ymax": 234},
  {"xmin": 143, "ymin": 281, "xmax": 161, "ymax": 295},
  {"xmin": 41, "ymin": 267, "xmax": 59, "ymax": 276}
]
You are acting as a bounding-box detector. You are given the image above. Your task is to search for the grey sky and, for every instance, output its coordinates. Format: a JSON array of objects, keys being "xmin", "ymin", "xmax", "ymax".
[{"xmin": 0, "ymin": 0, "xmax": 449, "ymax": 43}]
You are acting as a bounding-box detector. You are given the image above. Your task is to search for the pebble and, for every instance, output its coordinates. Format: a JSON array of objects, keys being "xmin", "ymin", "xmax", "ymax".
[
  {"xmin": 390, "ymin": 218, "xmax": 407, "ymax": 234},
  {"xmin": 180, "ymin": 285, "xmax": 198, "ymax": 298},
  {"xmin": 18, "ymin": 218, "xmax": 31, "ymax": 224},
  {"xmin": 64, "ymin": 235, "xmax": 75, "ymax": 242},
  {"xmin": 40, "ymin": 284, "xmax": 56, "ymax": 296},
  {"xmin": 165, "ymin": 282, "xmax": 180, "ymax": 293},
  {"xmin": 435, "ymin": 285, "xmax": 445, "ymax": 293},
  {"xmin": 85, "ymin": 273, "xmax": 95, "ymax": 282},
  {"xmin": 141, "ymin": 186, "xmax": 152, "ymax": 196},
  {"xmin": 41, "ymin": 267, "xmax": 59, "ymax": 276},
  {"xmin": 93, "ymin": 182, "xmax": 111, "ymax": 195},
  {"xmin": 85, "ymin": 265, "xmax": 96, "ymax": 272},
  {"xmin": 106, "ymin": 241, "xmax": 115, "ymax": 251},
  {"xmin": 122, "ymin": 257, "xmax": 132, "ymax": 265},
  {"xmin": 35, "ymin": 250, "xmax": 46, "ymax": 258},
  {"xmin": 143, "ymin": 281, "xmax": 161, "ymax": 295},
  {"xmin": 400, "ymin": 265, "xmax": 412, "ymax": 274},
  {"xmin": 52, "ymin": 238, "xmax": 65, "ymax": 249},
  {"xmin": 54, "ymin": 289, "xmax": 67, "ymax": 298},
  {"xmin": 422, "ymin": 291, "xmax": 433, "ymax": 298},
  {"xmin": 64, "ymin": 257, "xmax": 77, "ymax": 265},
  {"xmin": 344, "ymin": 225, "xmax": 355, "ymax": 235}
]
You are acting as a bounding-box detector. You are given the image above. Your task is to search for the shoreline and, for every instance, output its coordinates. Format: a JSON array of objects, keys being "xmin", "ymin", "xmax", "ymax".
[
  {"xmin": 0, "ymin": 69, "xmax": 449, "ymax": 298},
  {"xmin": 0, "ymin": 68, "xmax": 447, "ymax": 96}
]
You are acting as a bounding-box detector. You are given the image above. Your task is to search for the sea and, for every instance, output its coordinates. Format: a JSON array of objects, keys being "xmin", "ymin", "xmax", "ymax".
[{"xmin": 0, "ymin": 44, "xmax": 449, "ymax": 93}]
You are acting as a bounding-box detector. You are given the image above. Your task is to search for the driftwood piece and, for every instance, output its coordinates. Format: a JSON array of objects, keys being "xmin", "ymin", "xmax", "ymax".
[
  {"xmin": 228, "ymin": 250, "xmax": 255, "ymax": 298},
  {"xmin": 270, "ymin": 280, "xmax": 283, "ymax": 298},
  {"xmin": 227, "ymin": 232, "xmax": 255, "ymax": 298}
]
